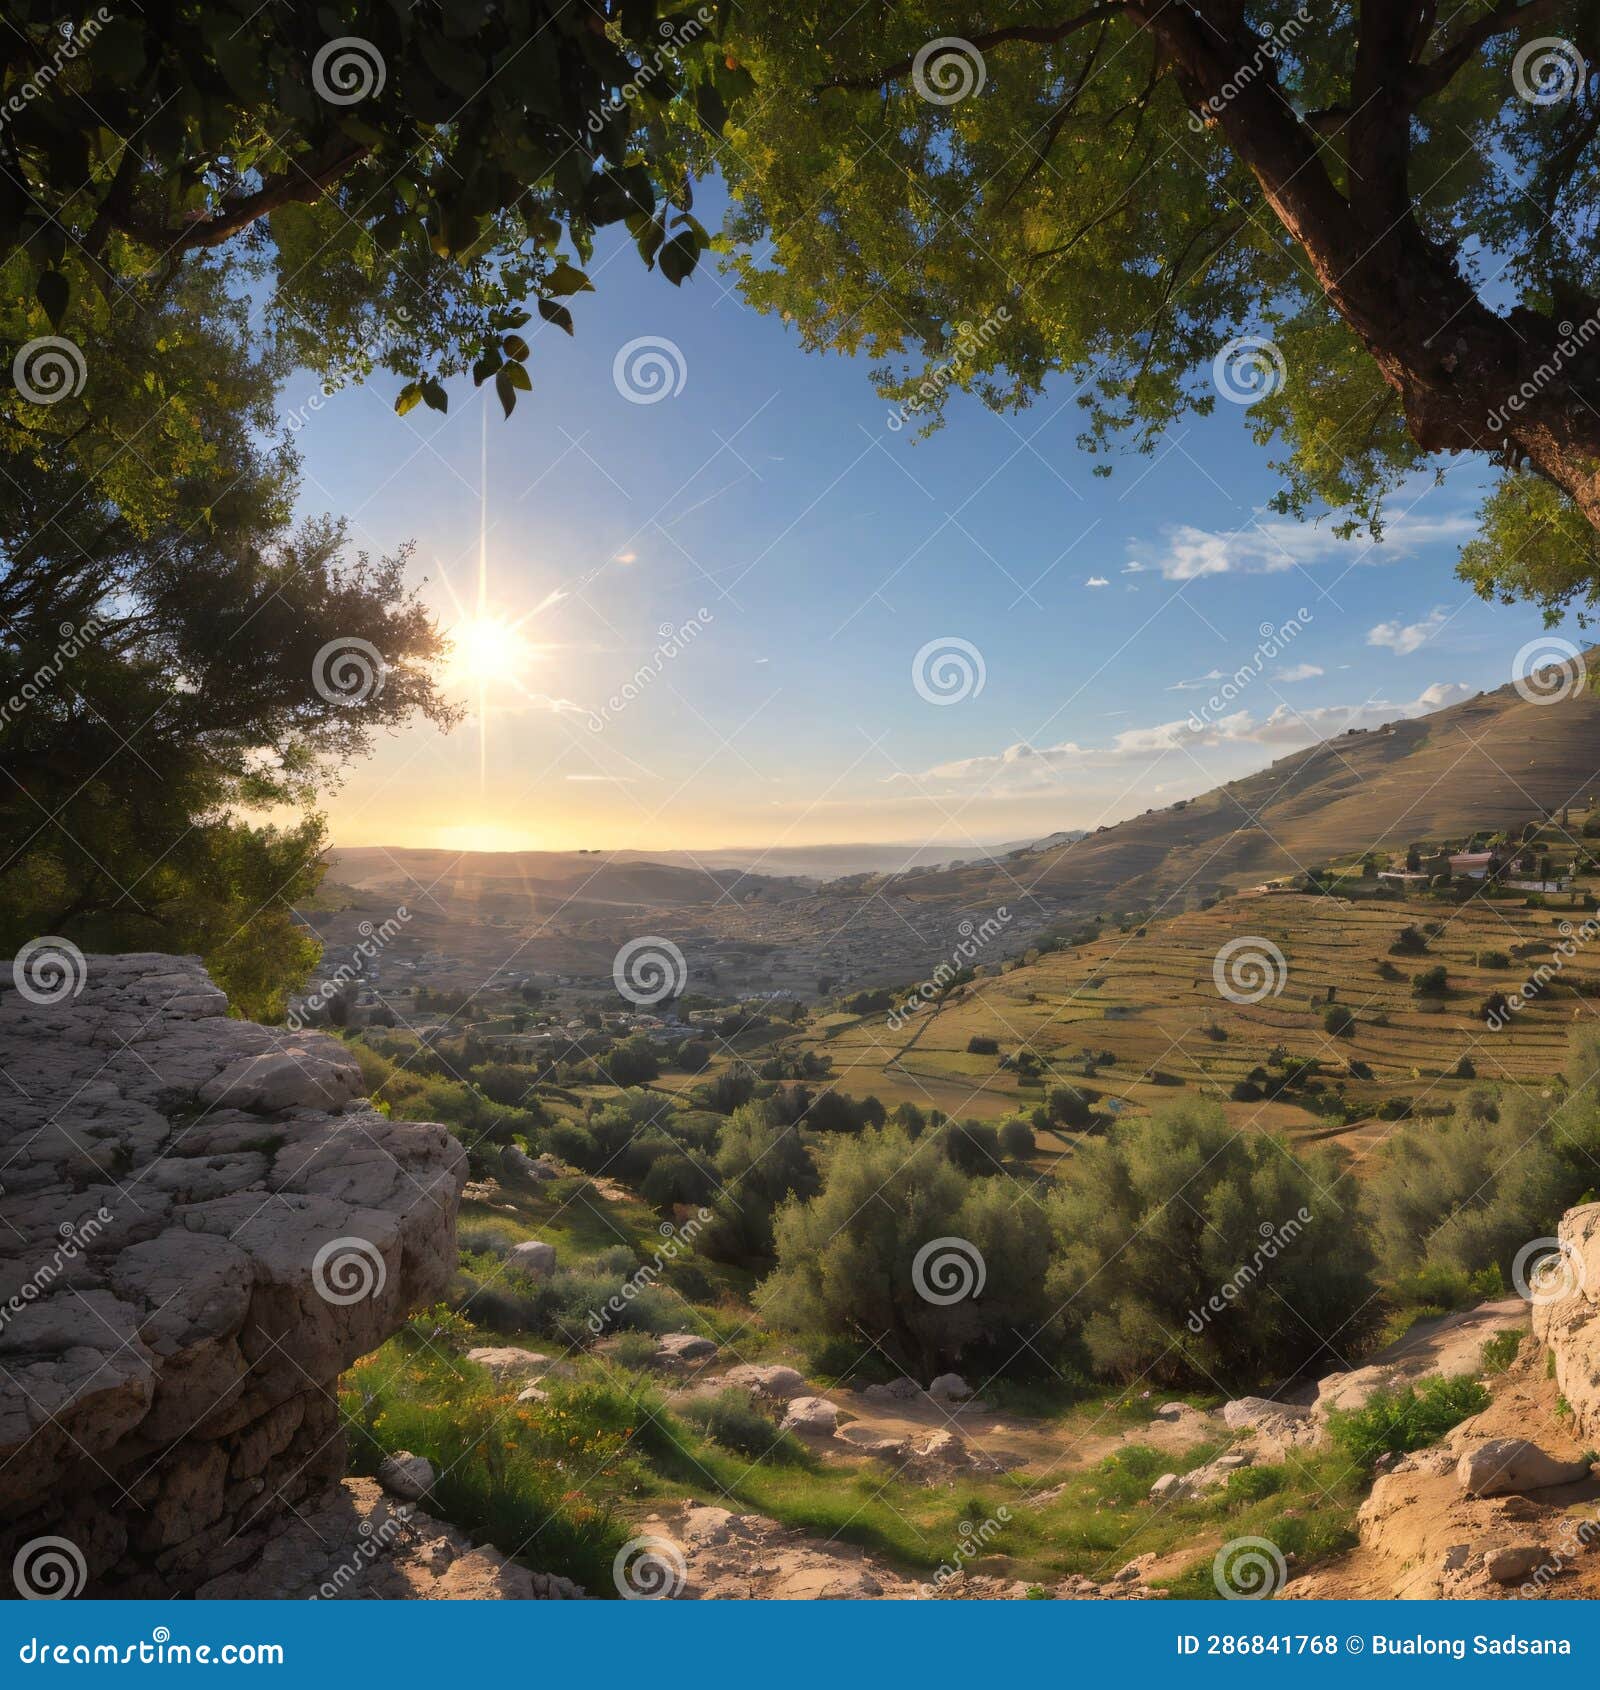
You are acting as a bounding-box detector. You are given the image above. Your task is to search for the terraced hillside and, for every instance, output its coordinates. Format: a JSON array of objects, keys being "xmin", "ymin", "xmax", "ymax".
[
  {"xmin": 907, "ymin": 660, "xmax": 1600, "ymax": 917},
  {"xmin": 800, "ymin": 886, "xmax": 1598, "ymax": 1156}
]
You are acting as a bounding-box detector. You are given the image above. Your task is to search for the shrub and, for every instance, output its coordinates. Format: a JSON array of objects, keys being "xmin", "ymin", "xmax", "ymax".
[
  {"xmin": 999, "ymin": 1118, "xmax": 1036, "ymax": 1158},
  {"xmin": 967, "ymin": 1035, "xmax": 1000, "ymax": 1055},
  {"xmin": 1325, "ymin": 1376, "xmax": 1490, "ymax": 1467},
  {"xmin": 762, "ymin": 1126, "xmax": 1053, "ymax": 1376},
  {"xmin": 1390, "ymin": 926, "xmax": 1428, "ymax": 955},
  {"xmin": 1411, "ymin": 965, "xmax": 1449, "ymax": 997},
  {"xmin": 1228, "ymin": 1079, "xmax": 1263, "ymax": 1102},
  {"xmin": 1323, "ymin": 1005, "xmax": 1356, "ymax": 1037},
  {"xmin": 678, "ymin": 1388, "xmax": 812, "ymax": 1464},
  {"xmin": 942, "ymin": 1119, "xmax": 1001, "ymax": 1174},
  {"xmin": 1048, "ymin": 1101, "xmax": 1377, "ymax": 1386}
]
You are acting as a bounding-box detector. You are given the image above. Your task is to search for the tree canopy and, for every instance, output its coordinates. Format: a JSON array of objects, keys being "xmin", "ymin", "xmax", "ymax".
[
  {"xmin": 3, "ymin": 0, "xmax": 745, "ymax": 413},
  {"xmin": 705, "ymin": 1, "xmax": 1600, "ymax": 615}
]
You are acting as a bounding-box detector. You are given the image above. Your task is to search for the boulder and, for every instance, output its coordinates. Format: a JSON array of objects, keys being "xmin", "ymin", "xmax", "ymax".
[
  {"xmin": 466, "ymin": 1347, "xmax": 576, "ymax": 1386},
  {"xmin": 1484, "ymin": 1545, "xmax": 1549, "ymax": 1584},
  {"xmin": 862, "ymin": 1376, "xmax": 922, "ymax": 1403},
  {"xmin": 1533, "ymin": 1203, "xmax": 1600, "ymax": 1440},
  {"xmin": 917, "ymin": 1429, "xmax": 973, "ymax": 1467},
  {"xmin": 654, "ymin": 1332, "xmax": 717, "ymax": 1365},
  {"xmin": 928, "ymin": 1372, "xmax": 972, "ymax": 1401},
  {"xmin": 722, "ymin": 1363, "xmax": 806, "ymax": 1401},
  {"xmin": 1149, "ymin": 1473, "xmax": 1185, "ymax": 1501},
  {"xmin": 783, "ymin": 1396, "xmax": 842, "ymax": 1434},
  {"xmin": 1456, "ymin": 1439, "xmax": 1591, "ymax": 1497},
  {"xmin": 505, "ymin": 1239, "xmax": 557, "ymax": 1278},
  {"xmin": 376, "ymin": 1452, "xmax": 435, "ymax": 1502}
]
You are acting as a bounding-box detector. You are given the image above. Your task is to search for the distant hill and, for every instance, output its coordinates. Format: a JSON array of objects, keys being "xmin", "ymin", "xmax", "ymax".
[{"xmin": 910, "ymin": 661, "xmax": 1600, "ymax": 915}]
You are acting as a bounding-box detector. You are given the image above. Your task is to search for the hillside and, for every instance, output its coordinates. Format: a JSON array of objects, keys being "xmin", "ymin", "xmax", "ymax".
[
  {"xmin": 910, "ymin": 661, "xmax": 1600, "ymax": 916},
  {"xmin": 800, "ymin": 875, "xmax": 1599, "ymax": 1152}
]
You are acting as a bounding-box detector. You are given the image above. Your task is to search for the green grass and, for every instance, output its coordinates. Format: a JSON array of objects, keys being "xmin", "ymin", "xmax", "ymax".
[{"xmin": 1324, "ymin": 1375, "xmax": 1490, "ymax": 1467}]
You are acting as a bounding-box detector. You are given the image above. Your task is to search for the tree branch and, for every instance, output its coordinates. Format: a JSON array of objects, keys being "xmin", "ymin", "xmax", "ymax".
[{"xmin": 1409, "ymin": 0, "xmax": 1564, "ymax": 100}]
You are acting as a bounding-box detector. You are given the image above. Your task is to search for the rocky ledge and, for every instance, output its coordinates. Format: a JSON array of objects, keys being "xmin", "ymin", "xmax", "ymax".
[
  {"xmin": 0, "ymin": 953, "xmax": 464, "ymax": 1597},
  {"xmin": 1533, "ymin": 1200, "xmax": 1600, "ymax": 1440}
]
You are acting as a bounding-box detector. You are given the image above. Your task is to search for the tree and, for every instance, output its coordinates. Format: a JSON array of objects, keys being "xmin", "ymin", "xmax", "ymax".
[
  {"xmin": 1323, "ymin": 1004, "xmax": 1356, "ymax": 1037},
  {"xmin": 698, "ymin": 1100, "xmax": 819, "ymax": 1264},
  {"xmin": 2, "ymin": 1, "xmax": 746, "ymax": 415},
  {"xmin": 999, "ymin": 1117, "xmax": 1037, "ymax": 1159},
  {"xmin": 762, "ymin": 1125, "xmax": 1053, "ymax": 1374},
  {"xmin": 709, "ymin": 2, "xmax": 1600, "ymax": 613},
  {"xmin": 0, "ymin": 275, "xmax": 455, "ymax": 1012},
  {"xmin": 1048, "ymin": 1100, "xmax": 1375, "ymax": 1384}
]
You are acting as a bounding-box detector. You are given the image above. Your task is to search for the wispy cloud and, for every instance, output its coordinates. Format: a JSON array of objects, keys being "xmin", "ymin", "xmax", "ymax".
[
  {"xmin": 1086, "ymin": 575, "xmax": 1110, "ymax": 588},
  {"xmin": 1135, "ymin": 497, "xmax": 1477, "ymax": 582},
  {"xmin": 1368, "ymin": 607, "xmax": 1448, "ymax": 655},
  {"xmin": 894, "ymin": 682, "xmax": 1472, "ymax": 792},
  {"xmin": 1274, "ymin": 662, "xmax": 1323, "ymax": 682}
]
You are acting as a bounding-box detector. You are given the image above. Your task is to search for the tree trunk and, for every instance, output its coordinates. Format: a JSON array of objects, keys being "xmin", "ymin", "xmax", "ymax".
[{"xmin": 1148, "ymin": 2, "xmax": 1600, "ymax": 526}]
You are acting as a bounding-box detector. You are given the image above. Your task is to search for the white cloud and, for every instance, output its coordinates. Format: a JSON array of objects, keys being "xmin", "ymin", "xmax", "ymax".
[
  {"xmin": 1368, "ymin": 607, "xmax": 1448, "ymax": 655},
  {"xmin": 1086, "ymin": 575, "xmax": 1110, "ymax": 588},
  {"xmin": 1274, "ymin": 662, "xmax": 1323, "ymax": 682},
  {"xmin": 1135, "ymin": 498, "xmax": 1477, "ymax": 582},
  {"xmin": 1123, "ymin": 561, "xmax": 1147, "ymax": 574},
  {"xmin": 1167, "ymin": 669, "xmax": 1227, "ymax": 691},
  {"xmin": 895, "ymin": 682, "xmax": 1472, "ymax": 792}
]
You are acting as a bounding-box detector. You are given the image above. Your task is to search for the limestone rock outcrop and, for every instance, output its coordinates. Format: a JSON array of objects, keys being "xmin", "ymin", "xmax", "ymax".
[
  {"xmin": 0, "ymin": 953, "xmax": 464, "ymax": 1597},
  {"xmin": 1533, "ymin": 1201, "xmax": 1600, "ymax": 1440}
]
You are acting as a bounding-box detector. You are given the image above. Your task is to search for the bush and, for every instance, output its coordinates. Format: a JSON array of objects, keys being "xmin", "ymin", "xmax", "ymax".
[
  {"xmin": 1390, "ymin": 926, "xmax": 1428, "ymax": 955},
  {"xmin": 1326, "ymin": 1376, "xmax": 1490, "ymax": 1467},
  {"xmin": 678, "ymin": 1388, "xmax": 812, "ymax": 1464},
  {"xmin": 1411, "ymin": 965, "xmax": 1449, "ymax": 997},
  {"xmin": 999, "ymin": 1118, "xmax": 1036, "ymax": 1158},
  {"xmin": 1047, "ymin": 1101, "xmax": 1377, "ymax": 1386},
  {"xmin": 966, "ymin": 1035, "xmax": 1000, "ymax": 1055},
  {"xmin": 762, "ymin": 1126, "xmax": 1053, "ymax": 1376},
  {"xmin": 1228, "ymin": 1079, "xmax": 1263, "ymax": 1102},
  {"xmin": 1323, "ymin": 1005, "xmax": 1356, "ymax": 1037}
]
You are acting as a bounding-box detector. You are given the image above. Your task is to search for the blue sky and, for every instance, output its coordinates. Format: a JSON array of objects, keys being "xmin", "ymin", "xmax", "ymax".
[{"xmin": 287, "ymin": 193, "xmax": 1568, "ymax": 854}]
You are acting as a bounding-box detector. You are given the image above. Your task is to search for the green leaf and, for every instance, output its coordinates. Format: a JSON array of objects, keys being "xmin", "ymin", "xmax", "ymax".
[
  {"xmin": 395, "ymin": 382, "xmax": 424, "ymax": 416},
  {"xmin": 544, "ymin": 259, "xmax": 593, "ymax": 297},
  {"xmin": 659, "ymin": 231, "xmax": 699, "ymax": 286},
  {"xmin": 504, "ymin": 362, "xmax": 531, "ymax": 391},
  {"xmin": 494, "ymin": 366, "xmax": 518, "ymax": 418},
  {"xmin": 472, "ymin": 351, "xmax": 503, "ymax": 386},
  {"xmin": 421, "ymin": 378, "xmax": 449, "ymax": 413},
  {"xmin": 501, "ymin": 333, "xmax": 531, "ymax": 359},
  {"xmin": 536, "ymin": 301, "xmax": 573, "ymax": 335}
]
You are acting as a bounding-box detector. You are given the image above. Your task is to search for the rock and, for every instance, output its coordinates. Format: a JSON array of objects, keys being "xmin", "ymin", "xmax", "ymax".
[
  {"xmin": 863, "ymin": 1375, "xmax": 921, "ymax": 1402},
  {"xmin": 1224, "ymin": 1395, "xmax": 1307, "ymax": 1431},
  {"xmin": 1154, "ymin": 1401, "xmax": 1195, "ymax": 1422},
  {"xmin": 1149, "ymin": 1473, "xmax": 1185, "ymax": 1501},
  {"xmin": 505, "ymin": 1239, "xmax": 557, "ymax": 1278},
  {"xmin": 514, "ymin": 1385, "xmax": 549, "ymax": 1406},
  {"xmin": 1456, "ymin": 1439, "xmax": 1591, "ymax": 1497},
  {"xmin": 1484, "ymin": 1545, "xmax": 1548, "ymax": 1584},
  {"xmin": 782, "ymin": 1396, "xmax": 841, "ymax": 1434},
  {"xmin": 1533, "ymin": 1204, "xmax": 1600, "ymax": 1440},
  {"xmin": 376, "ymin": 1453, "xmax": 435, "ymax": 1502},
  {"xmin": 465, "ymin": 1348, "xmax": 576, "ymax": 1386},
  {"xmin": 917, "ymin": 1429, "xmax": 972, "ymax": 1467},
  {"xmin": 721, "ymin": 1363, "xmax": 806, "ymax": 1401},
  {"xmin": 928, "ymin": 1372, "xmax": 972, "ymax": 1401},
  {"xmin": 654, "ymin": 1333, "xmax": 717, "ymax": 1365},
  {"xmin": 499, "ymin": 1146, "xmax": 561, "ymax": 1185},
  {"xmin": 0, "ymin": 954, "xmax": 465, "ymax": 1596}
]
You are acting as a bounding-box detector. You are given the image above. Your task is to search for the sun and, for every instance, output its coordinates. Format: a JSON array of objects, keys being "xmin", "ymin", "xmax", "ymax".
[{"xmin": 447, "ymin": 614, "xmax": 530, "ymax": 684}]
